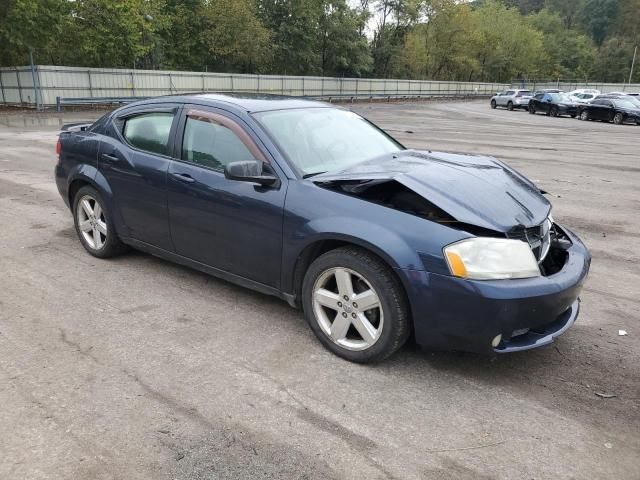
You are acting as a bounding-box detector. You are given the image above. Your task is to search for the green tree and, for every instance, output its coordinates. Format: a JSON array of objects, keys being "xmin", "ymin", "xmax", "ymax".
[{"xmin": 528, "ymin": 9, "xmax": 596, "ymax": 80}]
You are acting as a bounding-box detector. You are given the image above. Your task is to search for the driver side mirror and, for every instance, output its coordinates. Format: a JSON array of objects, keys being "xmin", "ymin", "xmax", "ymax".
[{"xmin": 224, "ymin": 160, "xmax": 279, "ymax": 187}]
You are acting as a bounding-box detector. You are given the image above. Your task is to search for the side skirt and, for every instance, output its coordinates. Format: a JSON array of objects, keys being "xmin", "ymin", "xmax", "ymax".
[{"xmin": 121, "ymin": 237, "xmax": 298, "ymax": 308}]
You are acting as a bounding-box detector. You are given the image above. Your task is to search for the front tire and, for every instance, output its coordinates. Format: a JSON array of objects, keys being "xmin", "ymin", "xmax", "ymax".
[
  {"xmin": 507, "ymin": 101, "xmax": 514, "ymax": 111},
  {"xmin": 550, "ymin": 106, "xmax": 559, "ymax": 117},
  {"xmin": 529, "ymin": 105, "xmax": 536, "ymax": 114},
  {"xmin": 490, "ymin": 100, "xmax": 497, "ymax": 109},
  {"xmin": 580, "ymin": 110, "xmax": 590, "ymax": 121},
  {"xmin": 302, "ymin": 247, "xmax": 410, "ymax": 363},
  {"xmin": 614, "ymin": 112, "xmax": 624, "ymax": 125},
  {"xmin": 73, "ymin": 186, "xmax": 126, "ymax": 258}
]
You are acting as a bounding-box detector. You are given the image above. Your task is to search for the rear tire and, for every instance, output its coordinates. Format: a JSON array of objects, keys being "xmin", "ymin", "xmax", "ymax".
[
  {"xmin": 529, "ymin": 105, "xmax": 536, "ymax": 114},
  {"xmin": 302, "ymin": 247, "xmax": 410, "ymax": 363},
  {"xmin": 550, "ymin": 106, "xmax": 559, "ymax": 117},
  {"xmin": 490, "ymin": 100, "xmax": 497, "ymax": 109},
  {"xmin": 73, "ymin": 185, "xmax": 127, "ymax": 258},
  {"xmin": 614, "ymin": 112, "xmax": 624, "ymax": 125}
]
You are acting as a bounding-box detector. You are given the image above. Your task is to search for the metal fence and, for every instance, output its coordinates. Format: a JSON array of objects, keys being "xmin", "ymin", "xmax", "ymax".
[
  {"xmin": 0, "ymin": 65, "xmax": 510, "ymax": 109},
  {"xmin": 510, "ymin": 79, "xmax": 640, "ymax": 93}
]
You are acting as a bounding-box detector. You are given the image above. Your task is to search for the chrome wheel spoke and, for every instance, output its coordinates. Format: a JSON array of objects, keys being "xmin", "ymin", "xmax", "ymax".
[
  {"xmin": 79, "ymin": 220, "xmax": 92, "ymax": 232},
  {"xmin": 353, "ymin": 289, "xmax": 379, "ymax": 312},
  {"xmin": 93, "ymin": 227, "xmax": 102, "ymax": 248},
  {"xmin": 352, "ymin": 312, "xmax": 377, "ymax": 344},
  {"xmin": 93, "ymin": 202, "xmax": 102, "ymax": 220},
  {"xmin": 95, "ymin": 220, "xmax": 107, "ymax": 235},
  {"xmin": 334, "ymin": 268, "xmax": 354, "ymax": 298},
  {"xmin": 330, "ymin": 313, "xmax": 351, "ymax": 341},
  {"xmin": 81, "ymin": 199, "xmax": 93, "ymax": 217},
  {"xmin": 314, "ymin": 288, "xmax": 340, "ymax": 310}
]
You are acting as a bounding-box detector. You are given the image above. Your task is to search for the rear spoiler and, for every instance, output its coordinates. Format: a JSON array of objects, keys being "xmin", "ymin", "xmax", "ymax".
[{"xmin": 61, "ymin": 122, "xmax": 93, "ymax": 132}]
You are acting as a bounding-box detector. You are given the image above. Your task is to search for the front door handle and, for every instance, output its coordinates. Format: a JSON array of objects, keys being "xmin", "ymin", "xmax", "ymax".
[
  {"xmin": 101, "ymin": 153, "xmax": 120, "ymax": 163},
  {"xmin": 172, "ymin": 172, "xmax": 195, "ymax": 183}
]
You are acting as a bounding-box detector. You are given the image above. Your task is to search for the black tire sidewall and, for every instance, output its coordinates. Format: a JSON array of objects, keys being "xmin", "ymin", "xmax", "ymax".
[
  {"xmin": 72, "ymin": 185, "xmax": 123, "ymax": 258},
  {"xmin": 301, "ymin": 247, "xmax": 409, "ymax": 363}
]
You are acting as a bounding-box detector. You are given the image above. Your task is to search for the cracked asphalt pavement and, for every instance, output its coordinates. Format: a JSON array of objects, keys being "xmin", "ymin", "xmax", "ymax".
[{"xmin": 0, "ymin": 100, "xmax": 638, "ymax": 479}]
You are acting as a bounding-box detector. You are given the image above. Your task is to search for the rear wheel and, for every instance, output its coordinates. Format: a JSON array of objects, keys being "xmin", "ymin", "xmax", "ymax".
[
  {"xmin": 614, "ymin": 112, "xmax": 624, "ymax": 125},
  {"xmin": 550, "ymin": 106, "xmax": 559, "ymax": 117},
  {"xmin": 507, "ymin": 101, "xmax": 514, "ymax": 111},
  {"xmin": 490, "ymin": 100, "xmax": 497, "ymax": 109},
  {"xmin": 529, "ymin": 105, "xmax": 536, "ymax": 114},
  {"xmin": 302, "ymin": 247, "xmax": 410, "ymax": 363},
  {"xmin": 73, "ymin": 186, "xmax": 126, "ymax": 258}
]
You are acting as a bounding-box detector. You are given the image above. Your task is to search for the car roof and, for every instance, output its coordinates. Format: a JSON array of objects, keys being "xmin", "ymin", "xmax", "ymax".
[{"xmin": 135, "ymin": 92, "xmax": 330, "ymax": 113}]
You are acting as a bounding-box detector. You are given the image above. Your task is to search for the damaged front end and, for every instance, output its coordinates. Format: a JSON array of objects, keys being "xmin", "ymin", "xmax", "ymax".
[{"xmin": 312, "ymin": 149, "xmax": 568, "ymax": 277}]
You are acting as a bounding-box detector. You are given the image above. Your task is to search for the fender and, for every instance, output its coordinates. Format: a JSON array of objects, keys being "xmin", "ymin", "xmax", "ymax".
[{"xmin": 66, "ymin": 165, "xmax": 129, "ymax": 238}]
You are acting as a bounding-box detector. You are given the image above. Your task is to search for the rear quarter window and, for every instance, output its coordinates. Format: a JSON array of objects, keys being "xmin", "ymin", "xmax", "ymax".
[{"xmin": 122, "ymin": 112, "xmax": 174, "ymax": 156}]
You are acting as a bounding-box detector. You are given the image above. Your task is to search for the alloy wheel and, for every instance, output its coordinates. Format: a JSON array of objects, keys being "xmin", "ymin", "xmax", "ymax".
[
  {"xmin": 614, "ymin": 113, "xmax": 624, "ymax": 125},
  {"xmin": 312, "ymin": 267, "xmax": 383, "ymax": 351},
  {"xmin": 77, "ymin": 194, "xmax": 107, "ymax": 250}
]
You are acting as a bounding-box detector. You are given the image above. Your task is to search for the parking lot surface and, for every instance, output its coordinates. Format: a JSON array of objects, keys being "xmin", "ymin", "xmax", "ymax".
[{"xmin": 1, "ymin": 100, "xmax": 638, "ymax": 479}]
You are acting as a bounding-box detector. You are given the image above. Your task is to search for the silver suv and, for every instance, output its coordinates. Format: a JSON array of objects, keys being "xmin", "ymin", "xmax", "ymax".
[{"xmin": 490, "ymin": 89, "xmax": 532, "ymax": 111}]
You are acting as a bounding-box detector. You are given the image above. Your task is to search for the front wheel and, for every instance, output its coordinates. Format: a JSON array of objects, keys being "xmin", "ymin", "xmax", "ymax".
[
  {"xmin": 580, "ymin": 110, "xmax": 590, "ymax": 121},
  {"xmin": 550, "ymin": 106, "xmax": 559, "ymax": 117},
  {"xmin": 302, "ymin": 247, "xmax": 410, "ymax": 363},
  {"xmin": 614, "ymin": 112, "xmax": 624, "ymax": 125},
  {"xmin": 529, "ymin": 105, "xmax": 536, "ymax": 114},
  {"xmin": 507, "ymin": 101, "xmax": 514, "ymax": 111},
  {"xmin": 490, "ymin": 100, "xmax": 497, "ymax": 109}
]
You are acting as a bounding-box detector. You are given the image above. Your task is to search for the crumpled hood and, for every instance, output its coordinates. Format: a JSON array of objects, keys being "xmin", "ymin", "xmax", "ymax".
[{"xmin": 312, "ymin": 149, "xmax": 551, "ymax": 232}]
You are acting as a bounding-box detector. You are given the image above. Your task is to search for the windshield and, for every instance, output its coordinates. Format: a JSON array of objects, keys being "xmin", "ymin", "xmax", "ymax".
[{"xmin": 254, "ymin": 108, "xmax": 403, "ymax": 176}]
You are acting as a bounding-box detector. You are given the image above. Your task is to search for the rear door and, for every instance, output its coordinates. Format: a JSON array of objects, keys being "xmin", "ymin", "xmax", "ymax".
[
  {"xmin": 166, "ymin": 106, "xmax": 286, "ymax": 287},
  {"xmin": 99, "ymin": 104, "xmax": 180, "ymax": 250}
]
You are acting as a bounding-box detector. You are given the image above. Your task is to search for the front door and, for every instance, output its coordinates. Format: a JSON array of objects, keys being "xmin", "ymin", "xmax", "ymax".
[{"xmin": 166, "ymin": 107, "xmax": 286, "ymax": 288}]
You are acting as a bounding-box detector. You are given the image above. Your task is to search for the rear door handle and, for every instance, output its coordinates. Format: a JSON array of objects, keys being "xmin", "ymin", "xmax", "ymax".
[
  {"xmin": 101, "ymin": 153, "xmax": 120, "ymax": 163},
  {"xmin": 172, "ymin": 172, "xmax": 195, "ymax": 183}
]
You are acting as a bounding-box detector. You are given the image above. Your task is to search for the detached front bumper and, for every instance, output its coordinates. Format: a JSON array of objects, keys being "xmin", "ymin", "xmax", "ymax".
[{"xmin": 402, "ymin": 225, "xmax": 591, "ymax": 354}]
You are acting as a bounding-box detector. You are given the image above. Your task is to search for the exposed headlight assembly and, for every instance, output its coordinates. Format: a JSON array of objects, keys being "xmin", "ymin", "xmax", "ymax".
[{"xmin": 444, "ymin": 237, "xmax": 540, "ymax": 280}]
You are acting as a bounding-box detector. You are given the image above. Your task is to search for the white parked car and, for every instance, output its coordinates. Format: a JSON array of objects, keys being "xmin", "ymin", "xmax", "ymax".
[
  {"xmin": 490, "ymin": 89, "xmax": 533, "ymax": 111},
  {"xmin": 567, "ymin": 89, "xmax": 601, "ymax": 104}
]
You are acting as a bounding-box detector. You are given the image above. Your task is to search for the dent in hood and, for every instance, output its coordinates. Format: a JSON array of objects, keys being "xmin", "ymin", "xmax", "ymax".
[{"xmin": 312, "ymin": 149, "xmax": 551, "ymax": 232}]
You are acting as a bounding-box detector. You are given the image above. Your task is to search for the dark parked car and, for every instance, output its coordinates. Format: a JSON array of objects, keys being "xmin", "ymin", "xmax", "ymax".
[
  {"xmin": 579, "ymin": 98, "xmax": 640, "ymax": 125},
  {"xmin": 55, "ymin": 94, "xmax": 590, "ymax": 363},
  {"xmin": 529, "ymin": 92, "xmax": 578, "ymax": 117}
]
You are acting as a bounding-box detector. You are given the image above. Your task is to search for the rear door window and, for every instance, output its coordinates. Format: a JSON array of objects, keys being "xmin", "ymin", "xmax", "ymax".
[{"xmin": 123, "ymin": 112, "xmax": 175, "ymax": 156}]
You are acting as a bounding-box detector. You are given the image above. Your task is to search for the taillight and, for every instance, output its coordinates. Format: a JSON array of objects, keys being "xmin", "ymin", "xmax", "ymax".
[{"xmin": 56, "ymin": 137, "xmax": 61, "ymax": 158}]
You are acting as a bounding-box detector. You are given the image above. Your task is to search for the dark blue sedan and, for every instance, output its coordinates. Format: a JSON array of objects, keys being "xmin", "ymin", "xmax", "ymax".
[{"xmin": 55, "ymin": 94, "xmax": 591, "ymax": 362}]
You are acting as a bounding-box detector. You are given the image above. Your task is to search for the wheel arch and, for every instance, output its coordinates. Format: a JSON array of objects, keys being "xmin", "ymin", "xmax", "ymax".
[
  {"xmin": 287, "ymin": 235, "xmax": 414, "ymax": 314},
  {"xmin": 66, "ymin": 167, "xmax": 126, "ymax": 237}
]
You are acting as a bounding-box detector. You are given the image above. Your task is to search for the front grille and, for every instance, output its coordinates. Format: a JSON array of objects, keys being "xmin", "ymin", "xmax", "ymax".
[{"xmin": 507, "ymin": 218, "xmax": 552, "ymax": 263}]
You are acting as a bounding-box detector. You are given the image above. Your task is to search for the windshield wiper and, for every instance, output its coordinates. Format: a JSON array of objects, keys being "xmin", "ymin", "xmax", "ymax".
[{"xmin": 302, "ymin": 171, "xmax": 327, "ymax": 179}]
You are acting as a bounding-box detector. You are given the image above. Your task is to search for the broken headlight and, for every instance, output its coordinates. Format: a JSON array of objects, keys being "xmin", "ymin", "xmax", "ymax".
[{"xmin": 444, "ymin": 238, "xmax": 541, "ymax": 280}]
